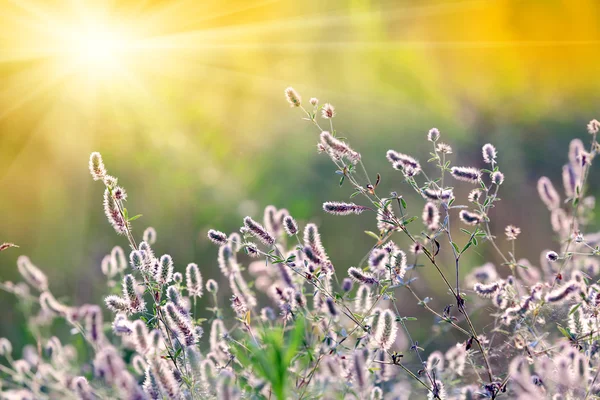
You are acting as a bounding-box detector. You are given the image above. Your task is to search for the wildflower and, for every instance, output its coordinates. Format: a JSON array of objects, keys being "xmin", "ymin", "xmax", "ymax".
[
  {"xmin": 113, "ymin": 186, "xmax": 127, "ymax": 200},
  {"xmin": 562, "ymin": 164, "xmax": 579, "ymax": 198},
  {"xmin": 85, "ymin": 305, "xmax": 103, "ymax": 344},
  {"xmin": 459, "ymin": 210, "xmax": 482, "ymax": 225},
  {"xmin": 207, "ymin": 229, "xmax": 228, "ymax": 246},
  {"xmin": 320, "ymin": 131, "xmax": 361, "ymax": 164},
  {"xmin": 323, "ymin": 201, "xmax": 368, "ymax": 216},
  {"xmin": 244, "ymin": 242, "xmax": 260, "ymax": 257},
  {"xmin": 172, "ymin": 272, "xmax": 182, "ymax": 284},
  {"xmin": 491, "ymin": 171, "xmax": 504, "ymax": 185},
  {"xmin": 436, "ymin": 143, "xmax": 452, "ymax": 154},
  {"xmin": 142, "ymin": 227, "xmax": 157, "ymax": 245},
  {"xmin": 505, "ymin": 225, "xmax": 521, "ymax": 240},
  {"xmin": 451, "ymin": 166, "xmax": 481, "ymax": 183},
  {"xmin": 165, "ymin": 302, "xmax": 196, "ymax": 346},
  {"xmin": 342, "ymin": 278, "xmax": 353, "ymax": 292},
  {"xmin": 422, "ymin": 188, "xmax": 454, "ymax": 202},
  {"xmin": 353, "ymin": 350, "xmax": 368, "ymax": 393},
  {"xmin": 129, "ymin": 250, "xmax": 144, "ymax": 270},
  {"xmin": 546, "ymin": 251, "xmax": 559, "ymax": 262},
  {"xmin": 186, "ymin": 263, "xmax": 203, "ymax": 297},
  {"xmin": 545, "ymin": 282, "xmax": 582, "ymax": 303},
  {"xmin": 391, "ymin": 250, "xmax": 407, "ymax": 281},
  {"xmin": 468, "ymin": 189, "xmax": 482, "ymax": 203},
  {"xmin": 218, "ymin": 244, "xmax": 237, "ymax": 276},
  {"xmin": 422, "ymin": 202, "xmax": 440, "ymax": 231},
  {"xmin": 39, "ymin": 291, "xmax": 67, "ymax": 315},
  {"xmin": 355, "ymin": 285, "xmax": 372, "ymax": 313},
  {"xmin": 151, "ymin": 358, "xmax": 180, "ymax": 399},
  {"xmin": 374, "ymin": 309, "xmax": 398, "ymax": 351},
  {"xmin": 569, "ymin": 138, "xmax": 585, "ymax": 167},
  {"xmin": 123, "ymin": 275, "xmax": 145, "ymax": 314},
  {"xmin": 348, "ymin": 267, "xmax": 378, "ymax": 285},
  {"xmin": 112, "ymin": 313, "xmax": 132, "ymax": 336},
  {"xmin": 105, "ymin": 295, "xmax": 129, "ymax": 313},
  {"xmin": 386, "ymin": 150, "xmax": 421, "ymax": 175},
  {"xmin": 537, "ymin": 176, "xmax": 560, "ymax": 210},
  {"xmin": 132, "ymin": 320, "xmax": 149, "ymax": 354},
  {"xmin": 283, "ymin": 215, "xmax": 298, "ymax": 236},
  {"xmin": 588, "ymin": 119, "xmax": 600, "ymax": 134},
  {"xmin": 17, "ymin": 256, "xmax": 48, "ymax": 291},
  {"xmin": 304, "ymin": 223, "xmax": 329, "ymax": 264},
  {"xmin": 482, "ymin": 143, "xmax": 497, "ymax": 164},
  {"xmin": 156, "ymin": 254, "xmax": 174, "ymax": 285},
  {"xmin": 284, "ymin": 87, "xmax": 301, "ymax": 107},
  {"xmin": 309, "ymin": 97, "xmax": 319, "ymax": 106},
  {"xmin": 325, "ymin": 297, "xmax": 337, "ymax": 317},
  {"xmin": 474, "ymin": 282, "xmax": 501, "ymax": 298},
  {"xmin": 427, "ymin": 128, "xmax": 440, "ymax": 142},
  {"xmin": 72, "ymin": 377, "xmax": 93, "ymax": 400},
  {"xmin": 369, "ymin": 249, "xmax": 387, "ymax": 271},
  {"xmin": 410, "ymin": 242, "xmax": 424, "ymax": 254},
  {"xmin": 322, "ymin": 103, "xmax": 335, "ymax": 119},
  {"xmin": 103, "ymin": 189, "xmax": 128, "ymax": 234},
  {"xmin": 243, "ymin": 216, "xmax": 275, "ymax": 246},
  {"xmin": 89, "ymin": 152, "xmax": 106, "ymax": 181},
  {"xmin": 206, "ymin": 279, "xmax": 219, "ymax": 293}
]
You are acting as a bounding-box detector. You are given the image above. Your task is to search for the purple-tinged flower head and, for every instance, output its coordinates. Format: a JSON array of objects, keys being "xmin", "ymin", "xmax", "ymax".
[
  {"xmin": 309, "ymin": 97, "xmax": 319, "ymax": 106},
  {"xmin": 320, "ymin": 131, "xmax": 361, "ymax": 164},
  {"xmin": 459, "ymin": 210, "xmax": 482, "ymax": 226},
  {"xmin": 436, "ymin": 142, "xmax": 453, "ymax": 154},
  {"xmin": 123, "ymin": 275, "xmax": 145, "ymax": 314},
  {"xmin": 206, "ymin": 279, "xmax": 219, "ymax": 294},
  {"xmin": 374, "ymin": 309, "xmax": 398, "ymax": 351},
  {"xmin": 263, "ymin": 205, "xmax": 280, "ymax": 236},
  {"xmin": 546, "ymin": 251, "xmax": 559, "ymax": 262},
  {"xmin": 545, "ymin": 282, "xmax": 583, "ymax": 304},
  {"xmin": 323, "ymin": 201, "xmax": 368, "ymax": 216},
  {"xmin": 166, "ymin": 285, "xmax": 185, "ymax": 310},
  {"xmin": 474, "ymin": 282, "xmax": 501, "ymax": 298},
  {"xmin": 111, "ymin": 313, "xmax": 132, "ymax": 336},
  {"xmin": 89, "ymin": 152, "xmax": 106, "ymax": 181},
  {"xmin": 422, "ymin": 202, "xmax": 440, "ymax": 231},
  {"xmin": 325, "ymin": 297, "xmax": 338, "ymax": 317},
  {"xmin": 218, "ymin": 244, "xmax": 239, "ymax": 276},
  {"xmin": 84, "ymin": 305, "xmax": 103, "ymax": 344},
  {"xmin": 342, "ymin": 278, "xmax": 353, "ymax": 292},
  {"xmin": 113, "ymin": 186, "xmax": 127, "ymax": 201},
  {"xmin": 322, "ymin": 103, "xmax": 335, "ymax": 119},
  {"xmin": 186, "ymin": 263, "xmax": 203, "ymax": 298},
  {"xmin": 105, "ymin": 295, "xmax": 129, "ymax": 313},
  {"xmin": 428, "ymin": 380, "xmax": 447, "ymax": 400},
  {"xmin": 284, "ymin": 87, "xmax": 301, "ymax": 107},
  {"xmin": 72, "ymin": 376, "xmax": 93, "ymax": 400},
  {"xmin": 569, "ymin": 138, "xmax": 585, "ymax": 168},
  {"xmin": 588, "ymin": 119, "xmax": 600, "ymax": 134},
  {"xmin": 304, "ymin": 223, "xmax": 329, "ymax": 264},
  {"xmin": 143, "ymin": 367, "xmax": 161, "ymax": 399},
  {"xmin": 155, "ymin": 254, "xmax": 174, "ymax": 285},
  {"xmin": 207, "ymin": 229, "xmax": 228, "ymax": 246},
  {"xmin": 142, "ymin": 227, "xmax": 157, "ymax": 245},
  {"xmin": 131, "ymin": 354, "xmax": 146, "ymax": 376},
  {"xmin": 482, "ymin": 143, "xmax": 497, "ymax": 164},
  {"xmin": 17, "ymin": 256, "xmax": 48, "ymax": 291},
  {"xmin": 387, "ymin": 150, "xmax": 422, "ymax": 176},
  {"xmin": 103, "ymin": 174, "xmax": 118, "ymax": 188},
  {"xmin": 165, "ymin": 302, "xmax": 196, "ymax": 347},
  {"xmin": 410, "ymin": 242, "xmax": 424, "ymax": 254},
  {"xmin": 352, "ymin": 350, "xmax": 368, "ymax": 393},
  {"xmin": 369, "ymin": 249, "xmax": 387, "ymax": 271},
  {"xmin": 348, "ymin": 267, "xmax": 378, "ymax": 285},
  {"xmin": 468, "ymin": 189, "xmax": 483, "ymax": 203},
  {"xmin": 451, "ymin": 166, "xmax": 481, "ymax": 183},
  {"xmin": 103, "ymin": 189, "xmax": 128, "ymax": 235},
  {"xmin": 129, "ymin": 250, "xmax": 144, "ymax": 271},
  {"xmin": 243, "ymin": 216, "xmax": 275, "ymax": 246},
  {"xmin": 231, "ymin": 295, "xmax": 248, "ymax": 317},
  {"xmin": 427, "ymin": 128, "xmax": 440, "ymax": 142},
  {"xmin": 562, "ymin": 164, "xmax": 579, "ymax": 198},
  {"xmin": 537, "ymin": 176, "xmax": 560, "ymax": 210},
  {"xmin": 283, "ymin": 215, "xmax": 298, "ymax": 236},
  {"xmin": 391, "ymin": 250, "xmax": 407, "ymax": 281},
  {"xmin": 0, "ymin": 338, "xmax": 12, "ymax": 356},
  {"xmin": 491, "ymin": 171, "xmax": 504, "ymax": 185},
  {"xmin": 39, "ymin": 291, "xmax": 67, "ymax": 316},
  {"xmin": 111, "ymin": 246, "xmax": 127, "ymax": 273},
  {"xmin": 304, "ymin": 246, "xmax": 324, "ymax": 266},
  {"xmin": 244, "ymin": 242, "xmax": 260, "ymax": 257},
  {"xmin": 376, "ymin": 198, "xmax": 395, "ymax": 233},
  {"xmin": 151, "ymin": 358, "xmax": 180, "ymax": 399},
  {"xmin": 132, "ymin": 320, "xmax": 149, "ymax": 354},
  {"xmin": 505, "ymin": 225, "xmax": 521, "ymax": 240},
  {"xmin": 231, "ymin": 273, "xmax": 256, "ymax": 307},
  {"xmin": 94, "ymin": 346, "xmax": 126, "ymax": 385},
  {"xmin": 422, "ymin": 188, "xmax": 454, "ymax": 203},
  {"xmin": 172, "ymin": 272, "xmax": 182, "ymax": 284}
]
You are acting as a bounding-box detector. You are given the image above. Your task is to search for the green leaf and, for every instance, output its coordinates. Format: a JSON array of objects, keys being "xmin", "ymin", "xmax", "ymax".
[
  {"xmin": 128, "ymin": 214, "xmax": 143, "ymax": 222},
  {"xmin": 400, "ymin": 198, "xmax": 407, "ymax": 209},
  {"xmin": 451, "ymin": 242, "xmax": 459, "ymax": 253},
  {"xmin": 364, "ymin": 231, "xmax": 380, "ymax": 241},
  {"xmin": 339, "ymin": 176, "xmax": 345, "ymax": 186}
]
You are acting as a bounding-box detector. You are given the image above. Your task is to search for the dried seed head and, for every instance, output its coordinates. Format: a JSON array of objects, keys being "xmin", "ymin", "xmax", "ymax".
[
  {"xmin": 451, "ymin": 166, "xmax": 481, "ymax": 183},
  {"xmin": 283, "ymin": 215, "xmax": 298, "ymax": 236},
  {"xmin": 186, "ymin": 263, "xmax": 203, "ymax": 297},
  {"xmin": 459, "ymin": 210, "xmax": 482, "ymax": 226},
  {"xmin": 537, "ymin": 176, "xmax": 561, "ymax": 210},
  {"xmin": 321, "ymin": 103, "xmax": 336, "ymax": 119},
  {"xmin": 89, "ymin": 152, "xmax": 106, "ymax": 181},
  {"xmin": 491, "ymin": 171, "xmax": 504, "ymax": 185},
  {"xmin": 206, "ymin": 279, "xmax": 219, "ymax": 293},
  {"xmin": 207, "ymin": 229, "xmax": 228, "ymax": 246},
  {"xmin": 505, "ymin": 225, "xmax": 521, "ymax": 240},
  {"xmin": 243, "ymin": 216, "xmax": 275, "ymax": 246},
  {"xmin": 427, "ymin": 128, "xmax": 440, "ymax": 142},
  {"xmin": 285, "ymin": 87, "xmax": 301, "ymax": 107},
  {"xmin": 374, "ymin": 309, "xmax": 398, "ymax": 351},
  {"xmin": 482, "ymin": 143, "xmax": 497, "ymax": 164},
  {"xmin": 323, "ymin": 201, "xmax": 368, "ymax": 216},
  {"xmin": 348, "ymin": 267, "xmax": 378, "ymax": 285},
  {"xmin": 588, "ymin": 119, "xmax": 600, "ymax": 134}
]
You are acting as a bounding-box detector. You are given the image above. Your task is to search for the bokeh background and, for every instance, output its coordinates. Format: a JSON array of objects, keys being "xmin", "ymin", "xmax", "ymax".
[{"xmin": 1, "ymin": 0, "xmax": 599, "ymax": 352}]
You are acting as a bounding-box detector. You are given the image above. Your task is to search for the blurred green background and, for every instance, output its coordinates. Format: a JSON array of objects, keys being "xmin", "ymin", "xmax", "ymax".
[{"xmin": 1, "ymin": 0, "xmax": 599, "ymax": 352}]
